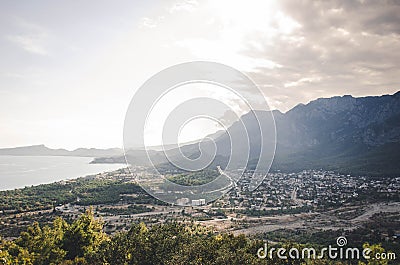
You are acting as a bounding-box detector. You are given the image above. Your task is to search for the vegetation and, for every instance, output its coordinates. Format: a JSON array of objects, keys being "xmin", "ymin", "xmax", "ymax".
[
  {"xmin": 0, "ymin": 210, "xmax": 393, "ymax": 265},
  {"xmin": 0, "ymin": 178, "xmax": 157, "ymax": 213},
  {"xmin": 0, "ymin": 210, "xmax": 262, "ymax": 264},
  {"xmin": 239, "ymin": 206, "xmax": 313, "ymax": 217},
  {"xmin": 100, "ymin": 205, "xmax": 152, "ymax": 215},
  {"xmin": 167, "ymin": 169, "xmax": 219, "ymax": 186}
]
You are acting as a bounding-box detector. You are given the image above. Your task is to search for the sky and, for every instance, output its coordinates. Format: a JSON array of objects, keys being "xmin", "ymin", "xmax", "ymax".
[{"xmin": 0, "ymin": 0, "xmax": 399, "ymax": 150}]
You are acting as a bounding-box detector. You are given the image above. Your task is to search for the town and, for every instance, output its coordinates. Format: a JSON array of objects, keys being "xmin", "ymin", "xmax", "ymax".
[{"xmin": 55, "ymin": 168, "xmax": 400, "ymax": 238}]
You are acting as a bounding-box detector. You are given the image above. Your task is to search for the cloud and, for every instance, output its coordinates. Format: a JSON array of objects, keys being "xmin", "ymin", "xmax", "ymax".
[
  {"xmin": 6, "ymin": 18, "xmax": 48, "ymax": 55},
  {"xmin": 140, "ymin": 17, "xmax": 165, "ymax": 28},
  {"xmin": 134, "ymin": 0, "xmax": 400, "ymax": 112},
  {"xmin": 169, "ymin": 0, "xmax": 198, "ymax": 13},
  {"xmin": 239, "ymin": 0, "xmax": 400, "ymax": 111},
  {"xmin": 6, "ymin": 34, "xmax": 47, "ymax": 55}
]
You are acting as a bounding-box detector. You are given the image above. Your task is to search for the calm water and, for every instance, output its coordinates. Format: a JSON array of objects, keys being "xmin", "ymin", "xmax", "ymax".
[{"xmin": 0, "ymin": 155, "xmax": 126, "ymax": 190}]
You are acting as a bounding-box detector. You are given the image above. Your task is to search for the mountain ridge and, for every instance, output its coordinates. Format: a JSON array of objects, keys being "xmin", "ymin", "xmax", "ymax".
[
  {"xmin": 0, "ymin": 144, "xmax": 123, "ymax": 158},
  {"xmin": 2, "ymin": 92, "xmax": 399, "ymax": 176}
]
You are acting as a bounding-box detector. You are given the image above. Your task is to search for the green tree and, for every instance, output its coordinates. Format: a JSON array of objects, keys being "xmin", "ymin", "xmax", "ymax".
[
  {"xmin": 62, "ymin": 208, "xmax": 108, "ymax": 260},
  {"xmin": 358, "ymin": 243, "xmax": 390, "ymax": 265},
  {"xmin": 15, "ymin": 217, "xmax": 67, "ymax": 264}
]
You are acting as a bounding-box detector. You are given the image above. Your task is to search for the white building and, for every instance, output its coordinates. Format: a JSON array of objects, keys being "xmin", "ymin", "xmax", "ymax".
[{"xmin": 192, "ymin": 199, "xmax": 206, "ymax": 206}]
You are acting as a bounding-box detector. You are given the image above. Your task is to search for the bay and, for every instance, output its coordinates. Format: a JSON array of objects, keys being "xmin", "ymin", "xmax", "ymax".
[{"xmin": 0, "ymin": 155, "xmax": 125, "ymax": 190}]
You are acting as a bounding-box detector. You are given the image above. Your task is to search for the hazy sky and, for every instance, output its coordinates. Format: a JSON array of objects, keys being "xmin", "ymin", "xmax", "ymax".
[{"xmin": 1, "ymin": 0, "xmax": 399, "ymax": 149}]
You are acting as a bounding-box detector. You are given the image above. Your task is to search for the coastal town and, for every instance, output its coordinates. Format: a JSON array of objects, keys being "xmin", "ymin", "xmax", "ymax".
[{"xmin": 47, "ymin": 168, "xmax": 400, "ymax": 237}]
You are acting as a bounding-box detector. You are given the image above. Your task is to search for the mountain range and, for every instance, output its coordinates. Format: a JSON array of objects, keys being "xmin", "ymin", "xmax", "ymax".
[
  {"xmin": 0, "ymin": 144, "xmax": 122, "ymax": 158},
  {"xmin": 270, "ymin": 91, "xmax": 400, "ymax": 176},
  {"xmin": 102, "ymin": 91, "xmax": 400, "ymax": 177},
  {"xmin": 2, "ymin": 92, "xmax": 399, "ymax": 176}
]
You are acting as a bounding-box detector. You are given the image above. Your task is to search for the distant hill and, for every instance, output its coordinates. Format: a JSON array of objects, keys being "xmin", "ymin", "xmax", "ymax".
[{"xmin": 0, "ymin": 144, "xmax": 123, "ymax": 158}]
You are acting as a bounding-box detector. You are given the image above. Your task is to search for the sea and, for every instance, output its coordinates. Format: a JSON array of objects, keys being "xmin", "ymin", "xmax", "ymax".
[{"xmin": 0, "ymin": 155, "xmax": 126, "ymax": 190}]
